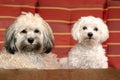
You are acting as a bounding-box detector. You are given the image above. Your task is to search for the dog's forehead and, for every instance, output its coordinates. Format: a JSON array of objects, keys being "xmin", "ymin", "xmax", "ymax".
[
  {"xmin": 15, "ymin": 15, "xmax": 43, "ymax": 29},
  {"xmin": 81, "ymin": 16, "xmax": 99, "ymax": 23},
  {"xmin": 21, "ymin": 26, "xmax": 41, "ymax": 30},
  {"xmin": 82, "ymin": 18, "xmax": 101, "ymax": 27},
  {"xmin": 82, "ymin": 21, "xmax": 98, "ymax": 27},
  {"xmin": 14, "ymin": 21, "xmax": 43, "ymax": 31}
]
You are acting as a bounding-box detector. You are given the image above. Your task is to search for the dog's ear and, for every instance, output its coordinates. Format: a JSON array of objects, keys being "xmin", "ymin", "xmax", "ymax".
[
  {"xmin": 5, "ymin": 25, "xmax": 18, "ymax": 54},
  {"xmin": 97, "ymin": 18, "xmax": 109, "ymax": 43},
  {"xmin": 42, "ymin": 21, "xmax": 54, "ymax": 54},
  {"xmin": 43, "ymin": 37, "xmax": 54, "ymax": 54},
  {"xmin": 72, "ymin": 19, "xmax": 82, "ymax": 42}
]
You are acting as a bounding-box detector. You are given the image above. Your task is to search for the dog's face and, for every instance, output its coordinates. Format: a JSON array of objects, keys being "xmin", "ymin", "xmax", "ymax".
[
  {"xmin": 5, "ymin": 12, "xmax": 54, "ymax": 54},
  {"xmin": 72, "ymin": 16, "xmax": 109, "ymax": 46},
  {"xmin": 16, "ymin": 26, "xmax": 42, "ymax": 53}
]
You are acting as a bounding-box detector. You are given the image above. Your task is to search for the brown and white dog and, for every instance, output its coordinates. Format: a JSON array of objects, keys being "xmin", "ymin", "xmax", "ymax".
[{"xmin": 0, "ymin": 12, "xmax": 60, "ymax": 69}]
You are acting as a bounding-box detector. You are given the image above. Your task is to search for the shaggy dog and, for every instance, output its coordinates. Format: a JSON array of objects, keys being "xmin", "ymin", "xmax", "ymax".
[
  {"xmin": 0, "ymin": 12, "xmax": 60, "ymax": 69},
  {"xmin": 60, "ymin": 16, "xmax": 109, "ymax": 69}
]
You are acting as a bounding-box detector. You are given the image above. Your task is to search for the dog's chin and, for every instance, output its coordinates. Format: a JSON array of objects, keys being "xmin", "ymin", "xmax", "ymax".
[
  {"xmin": 19, "ymin": 42, "xmax": 41, "ymax": 53},
  {"xmin": 82, "ymin": 38, "xmax": 98, "ymax": 46}
]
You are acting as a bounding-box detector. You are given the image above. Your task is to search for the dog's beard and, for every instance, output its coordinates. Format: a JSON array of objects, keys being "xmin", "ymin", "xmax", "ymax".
[
  {"xmin": 19, "ymin": 41, "xmax": 41, "ymax": 53},
  {"xmin": 81, "ymin": 37, "xmax": 98, "ymax": 47}
]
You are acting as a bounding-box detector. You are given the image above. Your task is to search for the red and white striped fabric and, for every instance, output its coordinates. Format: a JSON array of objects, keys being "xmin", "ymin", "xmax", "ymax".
[
  {"xmin": 106, "ymin": 0, "xmax": 120, "ymax": 68},
  {"xmin": 0, "ymin": 0, "xmax": 120, "ymax": 68}
]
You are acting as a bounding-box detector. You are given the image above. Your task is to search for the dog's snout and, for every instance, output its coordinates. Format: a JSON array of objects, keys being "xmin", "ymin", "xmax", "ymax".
[
  {"xmin": 88, "ymin": 32, "xmax": 93, "ymax": 38},
  {"xmin": 28, "ymin": 38, "xmax": 34, "ymax": 43}
]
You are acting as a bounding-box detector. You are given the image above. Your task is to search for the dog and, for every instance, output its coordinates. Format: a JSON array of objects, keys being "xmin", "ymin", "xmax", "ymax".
[
  {"xmin": 60, "ymin": 16, "xmax": 109, "ymax": 69},
  {"xmin": 0, "ymin": 12, "xmax": 60, "ymax": 69}
]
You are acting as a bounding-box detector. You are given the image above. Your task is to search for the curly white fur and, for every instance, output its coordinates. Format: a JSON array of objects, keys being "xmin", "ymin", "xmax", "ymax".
[
  {"xmin": 60, "ymin": 16, "xmax": 109, "ymax": 69},
  {"xmin": 0, "ymin": 12, "xmax": 60, "ymax": 69}
]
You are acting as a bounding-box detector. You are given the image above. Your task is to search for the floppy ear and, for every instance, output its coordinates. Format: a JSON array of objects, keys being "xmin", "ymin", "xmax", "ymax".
[
  {"xmin": 43, "ymin": 37, "xmax": 54, "ymax": 54},
  {"xmin": 42, "ymin": 21, "xmax": 54, "ymax": 54},
  {"xmin": 72, "ymin": 19, "xmax": 81, "ymax": 41},
  {"xmin": 97, "ymin": 18, "xmax": 109, "ymax": 43},
  {"xmin": 4, "ymin": 25, "xmax": 18, "ymax": 54}
]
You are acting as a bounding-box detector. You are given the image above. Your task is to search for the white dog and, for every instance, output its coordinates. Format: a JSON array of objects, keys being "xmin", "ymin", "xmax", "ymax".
[
  {"xmin": 0, "ymin": 12, "xmax": 60, "ymax": 69},
  {"xmin": 60, "ymin": 16, "xmax": 109, "ymax": 69}
]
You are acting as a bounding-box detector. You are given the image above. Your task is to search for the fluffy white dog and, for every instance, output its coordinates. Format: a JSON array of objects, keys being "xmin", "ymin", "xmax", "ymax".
[
  {"xmin": 60, "ymin": 16, "xmax": 109, "ymax": 69},
  {"xmin": 0, "ymin": 12, "xmax": 60, "ymax": 69}
]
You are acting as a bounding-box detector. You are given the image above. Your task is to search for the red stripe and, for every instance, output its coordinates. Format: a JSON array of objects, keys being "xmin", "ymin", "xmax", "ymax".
[
  {"xmin": 0, "ymin": 31, "xmax": 5, "ymax": 41},
  {"xmin": 0, "ymin": 6, "xmax": 35, "ymax": 16},
  {"xmin": 107, "ymin": 21, "xmax": 120, "ymax": 30},
  {"xmin": 0, "ymin": 0, "xmax": 36, "ymax": 6},
  {"xmin": 108, "ymin": 57, "xmax": 120, "ymax": 68},
  {"xmin": 107, "ymin": 0, "xmax": 120, "ymax": 6},
  {"xmin": 52, "ymin": 48, "xmax": 70, "ymax": 58},
  {"xmin": 71, "ymin": 10, "xmax": 103, "ymax": 21},
  {"xmin": 108, "ymin": 33, "xmax": 120, "ymax": 43},
  {"xmin": 0, "ymin": 6, "xmax": 20, "ymax": 16},
  {"xmin": 38, "ymin": 0, "xmax": 106, "ymax": 8},
  {"xmin": 49, "ymin": 23, "xmax": 72, "ymax": 33},
  {"xmin": 68, "ymin": 0, "xmax": 106, "ymax": 8},
  {"xmin": 38, "ymin": 9, "xmax": 70, "ymax": 20},
  {"xmin": 37, "ymin": 9, "xmax": 104, "ymax": 21},
  {"xmin": 54, "ymin": 35, "xmax": 76, "ymax": 45},
  {"xmin": 0, "ymin": 18, "xmax": 14, "ymax": 28},
  {"xmin": 38, "ymin": 0, "xmax": 70, "ymax": 7},
  {"xmin": 108, "ymin": 45, "xmax": 120, "ymax": 55},
  {"xmin": 108, "ymin": 9, "xmax": 120, "ymax": 18}
]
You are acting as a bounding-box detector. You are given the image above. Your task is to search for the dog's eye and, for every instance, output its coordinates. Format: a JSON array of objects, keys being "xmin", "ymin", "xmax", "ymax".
[
  {"xmin": 34, "ymin": 29, "xmax": 40, "ymax": 33},
  {"xmin": 83, "ymin": 26, "xmax": 87, "ymax": 30},
  {"xmin": 21, "ymin": 29, "xmax": 27, "ymax": 33},
  {"xmin": 94, "ymin": 27, "xmax": 98, "ymax": 31}
]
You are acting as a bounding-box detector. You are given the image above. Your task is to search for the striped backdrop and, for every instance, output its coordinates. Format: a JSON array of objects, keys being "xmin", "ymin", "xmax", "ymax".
[{"xmin": 0, "ymin": 0, "xmax": 120, "ymax": 68}]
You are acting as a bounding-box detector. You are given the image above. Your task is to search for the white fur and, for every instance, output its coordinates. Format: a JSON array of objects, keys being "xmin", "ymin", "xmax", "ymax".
[
  {"xmin": 0, "ymin": 12, "xmax": 60, "ymax": 69},
  {"xmin": 0, "ymin": 49, "xmax": 60, "ymax": 69},
  {"xmin": 60, "ymin": 16, "xmax": 109, "ymax": 69}
]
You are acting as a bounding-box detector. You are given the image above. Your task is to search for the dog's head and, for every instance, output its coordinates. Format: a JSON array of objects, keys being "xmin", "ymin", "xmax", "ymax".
[
  {"xmin": 72, "ymin": 16, "xmax": 109, "ymax": 46},
  {"xmin": 5, "ymin": 12, "xmax": 54, "ymax": 54}
]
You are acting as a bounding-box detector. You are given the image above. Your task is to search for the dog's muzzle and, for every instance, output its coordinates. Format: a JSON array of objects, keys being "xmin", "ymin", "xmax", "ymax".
[{"xmin": 20, "ymin": 40, "xmax": 41, "ymax": 52}]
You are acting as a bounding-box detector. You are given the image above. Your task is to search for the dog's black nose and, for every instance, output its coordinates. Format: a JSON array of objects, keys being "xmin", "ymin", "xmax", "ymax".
[
  {"xmin": 28, "ymin": 38, "xmax": 34, "ymax": 43},
  {"xmin": 88, "ymin": 32, "xmax": 93, "ymax": 38}
]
